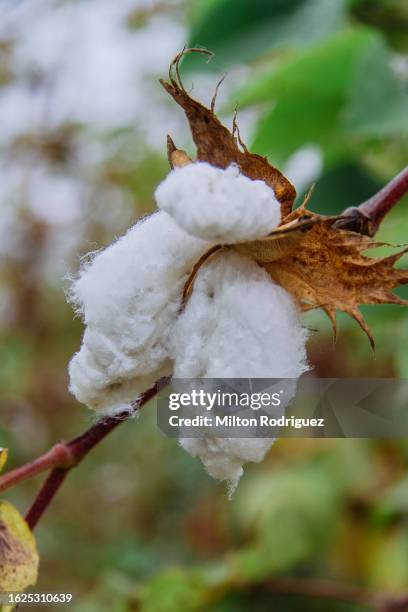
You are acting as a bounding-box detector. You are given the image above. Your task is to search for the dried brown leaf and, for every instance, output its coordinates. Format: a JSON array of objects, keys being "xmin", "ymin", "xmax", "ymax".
[
  {"xmin": 259, "ymin": 212, "xmax": 408, "ymax": 348},
  {"xmin": 160, "ymin": 49, "xmax": 296, "ymax": 216},
  {"xmin": 163, "ymin": 50, "xmax": 408, "ymax": 347},
  {"xmin": 234, "ymin": 215, "xmax": 318, "ymax": 263},
  {"xmin": 181, "ymin": 215, "xmax": 320, "ymax": 308},
  {"xmin": 182, "ymin": 207, "xmax": 408, "ymax": 347}
]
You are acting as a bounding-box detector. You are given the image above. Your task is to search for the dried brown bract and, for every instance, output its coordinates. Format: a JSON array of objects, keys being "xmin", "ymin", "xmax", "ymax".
[
  {"xmin": 162, "ymin": 49, "xmax": 408, "ymax": 347},
  {"xmin": 160, "ymin": 48, "xmax": 296, "ymax": 216}
]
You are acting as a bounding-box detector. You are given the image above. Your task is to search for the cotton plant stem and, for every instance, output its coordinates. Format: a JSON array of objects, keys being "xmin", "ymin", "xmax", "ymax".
[
  {"xmin": 0, "ymin": 167, "xmax": 407, "ymax": 523},
  {"xmin": 25, "ymin": 469, "xmax": 68, "ymax": 530},
  {"xmin": 0, "ymin": 378, "xmax": 168, "ymax": 528},
  {"xmin": 0, "ymin": 442, "xmax": 74, "ymax": 494},
  {"xmin": 26, "ymin": 378, "xmax": 168, "ymax": 529},
  {"xmin": 24, "ymin": 414, "xmax": 127, "ymax": 530},
  {"xmin": 249, "ymin": 577, "xmax": 408, "ymax": 611},
  {"xmin": 334, "ymin": 165, "xmax": 408, "ymax": 236},
  {"xmin": 0, "ymin": 410, "xmax": 126, "ymax": 496},
  {"xmin": 0, "ymin": 168, "xmax": 406, "ymax": 536}
]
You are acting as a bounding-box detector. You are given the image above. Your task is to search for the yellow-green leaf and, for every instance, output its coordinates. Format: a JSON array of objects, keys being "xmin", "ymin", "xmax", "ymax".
[
  {"xmin": 0, "ymin": 501, "xmax": 39, "ymax": 593},
  {"xmin": 0, "ymin": 449, "xmax": 8, "ymax": 473}
]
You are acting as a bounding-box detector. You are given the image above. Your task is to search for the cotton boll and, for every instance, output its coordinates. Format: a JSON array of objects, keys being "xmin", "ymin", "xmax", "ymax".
[
  {"xmin": 172, "ymin": 251, "xmax": 309, "ymax": 379},
  {"xmin": 172, "ymin": 251, "xmax": 309, "ymax": 491},
  {"xmin": 68, "ymin": 211, "xmax": 210, "ymax": 413},
  {"xmin": 155, "ymin": 162, "xmax": 281, "ymax": 243},
  {"xmin": 69, "ymin": 343, "xmax": 171, "ymax": 415}
]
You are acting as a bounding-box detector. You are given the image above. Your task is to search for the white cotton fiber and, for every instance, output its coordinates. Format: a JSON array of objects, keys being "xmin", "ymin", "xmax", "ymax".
[
  {"xmin": 68, "ymin": 161, "xmax": 309, "ymax": 492},
  {"xmin": 171, "ymin": 251, "xmax": 308, "ymax": 379},
  {"xmin": 68, "ymin": 211, "xmax": 209, "ymax": 413},
  {"xmin": 181, "ymin": 437, "xmax": 275, "ymax": 496},
  {"xmin": 155, "ymin": 162, "xmax": 281, "ymax": 243},
  {"xmin": 172, "ymin": 251, "xmax": 309, "ymax": 491}
]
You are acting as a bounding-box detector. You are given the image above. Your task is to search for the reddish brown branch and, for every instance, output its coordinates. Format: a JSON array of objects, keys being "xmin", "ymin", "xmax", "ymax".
[
  {"xmin": 334, "ymin": 165, "xmax": 408, "ymax": 236},
  {"xmin": 255, "ymin": 577, "xmax": 408, "ymax": 611},
  {"xmin": 0, "ymin": 442, "xmax": 74, "ymax": 494},
  {"xmin": 25, "ymin": 378, "xmax": 168, "ymax": 529},
  {"xmin": 25, "ymin": 469, "xmax": 68, "ymax": 530},
  {"xmin": 0, "ymin": 165, "xmax": 406, "ymax": 596},
  {"xmin": 0, "ymin": 167, "xmax": 406, "ymax": 530},
  {"xmin": 0, "ymin": 378, "xmax": 168, "ymax": 529}
]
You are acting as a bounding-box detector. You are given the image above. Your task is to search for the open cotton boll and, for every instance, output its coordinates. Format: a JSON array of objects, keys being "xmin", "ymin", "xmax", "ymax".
[
  {"xmin": 172, "ymin": 251, "xmax": 309, "ymax": 492},
  {"xmin": 172, "ymin": 251, "xmax": 309, "ymax": 379},
  {"xmin": 68, "ymin": 211, "xmax": 209, "ymax": 414},
  {"xmin": 155, "ymin": 162, "xmax": 281, "ymax": 243}
]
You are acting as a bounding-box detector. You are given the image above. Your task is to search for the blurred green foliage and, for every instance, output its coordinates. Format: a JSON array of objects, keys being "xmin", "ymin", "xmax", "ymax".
[
  {"xmin": 184, "ymin": 0, "xmax": 347, "ymax": 71},
  {"xmin": 185, "ymin": 0, "xmax": 408, "ymax": 208},
  {"xmin": 0, "ymin": 0, "xmax": 408, "ymax": 610}
]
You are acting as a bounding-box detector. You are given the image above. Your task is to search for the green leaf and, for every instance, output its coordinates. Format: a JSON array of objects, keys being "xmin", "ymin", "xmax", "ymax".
[
  {"xmin": 0, "ymin": 501, "xmax": 39, "ymax": 593},
  {"xmin": 235, "ymin": 29, "xmax": 376, "ymax": 106},
  {"xmin": 231, "ymin": 459, "xmax": 344, "ymax": 579},
  {"xmin": 183, "ymin": 0, "xmax": 347, "ymax": 72},
  {"xmin": 140, "ymin": 568, "xmax": 209, "ymax": 612},
  {"xmin": 0, "ymin": 449, "xmax": 8, "ymax": 474},
  {"xmin": 342, "ymin": 36, "xmax": 408, "ymax": 137},
  {"xmin": 236, "ymin": 29, "xmax": 379, "ymax": 165}
]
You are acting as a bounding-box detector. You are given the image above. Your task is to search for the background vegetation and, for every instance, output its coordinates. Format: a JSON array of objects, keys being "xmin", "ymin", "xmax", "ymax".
[{"xmin": 0, "ymin": 0, "xmax": 408, "ymax": 609}]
